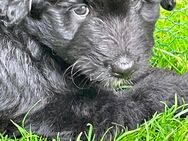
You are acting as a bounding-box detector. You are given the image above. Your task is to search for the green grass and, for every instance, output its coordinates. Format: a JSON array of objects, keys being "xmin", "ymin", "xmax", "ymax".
[
  {"xmin": 83, "ymin": 95, "xmax": 188, "ymax": 141},
  {"xmin": 1, "ymin": 0, "xmax": 188, "ymax": 141},
  {"xmin": 116, "ymin": 96, "xmax": 188, "ymax": 141},
  {"xmin": 151, "ymin": 0, "xmax": 188, "ymax": 74}
]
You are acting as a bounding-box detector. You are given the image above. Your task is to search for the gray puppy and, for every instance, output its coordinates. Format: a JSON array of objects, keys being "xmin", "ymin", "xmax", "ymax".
[{"xmin": 1, "ymin": 0, "xmax": 186, "ymax": 140}]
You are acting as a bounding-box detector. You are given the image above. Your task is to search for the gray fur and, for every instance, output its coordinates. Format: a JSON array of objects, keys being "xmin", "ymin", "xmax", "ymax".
[{"xmin": 0, "ymin": 0, "xmax": 184, "ymax": 140}]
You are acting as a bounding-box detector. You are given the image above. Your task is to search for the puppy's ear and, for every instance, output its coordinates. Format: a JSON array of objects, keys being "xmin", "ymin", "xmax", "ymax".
[
  {"xmin": 0, "ymin": 0, "xmax": 32, "ymax": 27},
  {"xmin": 160, "ymin": 0, "xmax": 176, "ymax": 11}
]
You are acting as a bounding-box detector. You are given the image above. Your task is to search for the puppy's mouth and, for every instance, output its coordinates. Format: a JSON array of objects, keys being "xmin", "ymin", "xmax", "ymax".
[
  {"xmin": 70, "ymin": 58, "xmax": 136, "ymax": 90},
  {"xmin": 93, "ymin": 72, "xmax": 135, "ymax": 91},
  {"xmin": 110, "ymin": 67, "xmax": 137, "ymax": 90},
  {"xmin": 112, "ymin": 78, "xmax": 133, "ymax": 90}
]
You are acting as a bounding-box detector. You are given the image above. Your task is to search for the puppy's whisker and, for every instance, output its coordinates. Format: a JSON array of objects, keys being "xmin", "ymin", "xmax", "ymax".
[
  {"xmin": 71, "ymin": 69, "xmax": 82, "ymax": 78},
  {"xmin": 79, "ymin": 77, "xmax": 90, "ymax": 89},
  {"xmin": 70, "ymin": 76, "xmax": 85, "ymax": 90},
  {"xmin": 71, "ymin": 61, "xmax": 80, "ymax": 76},
  {"xmin": 63, "ymin": 64, "xmax": 74, "ymax": 78}
]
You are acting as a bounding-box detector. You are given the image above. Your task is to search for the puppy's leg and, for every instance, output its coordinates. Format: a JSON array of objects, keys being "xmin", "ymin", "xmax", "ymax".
[
  {"xmin": 22, "ymin": 90, "xmax": 154, "ymax": 140},
  {"xmin": 16, "ymin": 77, "xmax": 188, "ymax": 140}
]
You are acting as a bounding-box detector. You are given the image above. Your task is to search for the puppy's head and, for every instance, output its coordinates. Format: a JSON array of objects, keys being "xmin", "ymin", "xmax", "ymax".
[{"xmin": 1, "ymin": 0, "xmax": 176, "ymax": 89}]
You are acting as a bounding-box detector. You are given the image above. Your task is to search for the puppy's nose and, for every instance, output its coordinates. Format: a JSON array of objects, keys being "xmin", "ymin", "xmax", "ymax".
[{"xmin": 111, "ymin": 57, "xmax": 136, "ymax": 77}]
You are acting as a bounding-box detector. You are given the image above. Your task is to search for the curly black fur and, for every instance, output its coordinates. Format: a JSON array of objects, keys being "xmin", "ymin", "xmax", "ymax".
[{"xmin": 0, "ymin": 0, "xmax": 186, "ymax": 140}]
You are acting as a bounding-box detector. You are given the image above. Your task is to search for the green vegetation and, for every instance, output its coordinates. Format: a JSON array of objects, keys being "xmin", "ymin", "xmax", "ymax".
[
  {"xmin": 151, "ymin": 0, "xmax": 188, "ymax": 74},
  {"xmin": 82, "ymin": 96, "xmax": 188, "ymax": 141},
  {"xmin": 0, "ymin": 0, "xmax": 188, "ymax": 140}
]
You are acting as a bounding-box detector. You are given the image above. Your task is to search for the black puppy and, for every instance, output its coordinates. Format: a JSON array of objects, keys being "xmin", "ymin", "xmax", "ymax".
[{"xmin": 1, "ymin": 0, "xmax": 186, "ymax": 140}]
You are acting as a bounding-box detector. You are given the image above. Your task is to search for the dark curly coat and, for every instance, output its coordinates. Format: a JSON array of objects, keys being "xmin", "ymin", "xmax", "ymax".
[{"xmin": 0, "ymin": 0, "xmax": 186, "ymax": 140}]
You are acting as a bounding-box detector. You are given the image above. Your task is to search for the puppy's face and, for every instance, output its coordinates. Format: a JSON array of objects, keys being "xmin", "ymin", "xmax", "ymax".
[{"xmin": 21, "ymin": 0, "xmax": 175, "ymax": 88}]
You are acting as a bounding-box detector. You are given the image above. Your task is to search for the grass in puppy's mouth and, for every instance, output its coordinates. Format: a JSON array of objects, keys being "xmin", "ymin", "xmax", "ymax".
[{"xmin": 114, "ymin": 79, "xmax": 133, "ymax": 90}]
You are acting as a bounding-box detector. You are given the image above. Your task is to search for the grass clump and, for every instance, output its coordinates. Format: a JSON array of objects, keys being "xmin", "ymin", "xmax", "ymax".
[{"xmin": 117, "ymin": 97, "xmax": 188, "ymax": 141}]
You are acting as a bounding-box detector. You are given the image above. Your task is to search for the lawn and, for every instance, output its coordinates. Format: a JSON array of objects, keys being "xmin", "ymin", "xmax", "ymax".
[
  {"xmin": 1, "ymin": 0, "xmax": 188, "ymax": 141},
  {"xmin": 151, "ymin": 0, "xmax": 188, "ymax": 74}
]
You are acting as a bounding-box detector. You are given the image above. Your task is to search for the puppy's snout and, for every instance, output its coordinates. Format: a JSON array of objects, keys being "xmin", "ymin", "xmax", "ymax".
[{"xmin": 104, "ymin": 57, "xmax": 136, "ymax": 78}]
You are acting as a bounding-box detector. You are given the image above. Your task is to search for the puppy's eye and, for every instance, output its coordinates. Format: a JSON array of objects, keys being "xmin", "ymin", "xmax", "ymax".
[{"xmin": 73, "ymin": 5, "xmax": 89, "ymax": 16}]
